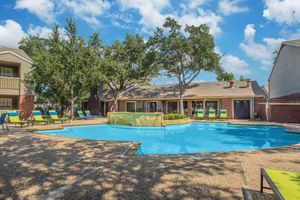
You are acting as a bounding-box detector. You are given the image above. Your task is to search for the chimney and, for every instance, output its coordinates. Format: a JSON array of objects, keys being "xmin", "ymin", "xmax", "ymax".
[
  {"xmin": 229, "ymin": 80, "xmax": 235, "ymax": 88},
  {"xmin": 246, "ymin": 79, "xmax": 252, "ymax": 88}
]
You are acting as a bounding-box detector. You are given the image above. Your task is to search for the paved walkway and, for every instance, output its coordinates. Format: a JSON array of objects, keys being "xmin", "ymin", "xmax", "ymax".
[{"xmin": 1, "ymin": 119, "xmax": 300, "ymax": 199}]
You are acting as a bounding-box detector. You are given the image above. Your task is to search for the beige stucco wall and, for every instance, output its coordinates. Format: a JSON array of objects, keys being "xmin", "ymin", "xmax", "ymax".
[
  {"xmin": 269, "ymin": 45, "xmax": 300, "ymax": 98},
  {"xmin": 0, "ymin": 52, "xmax": 33, "ymax": 96}
]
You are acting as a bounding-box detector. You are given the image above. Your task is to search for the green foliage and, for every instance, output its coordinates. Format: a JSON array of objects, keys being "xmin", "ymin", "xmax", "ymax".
[
  {"xmin": 239, "ymin": 75, "xmax": 246, "ymax": 81},
  {"xmin": 273, "ymin": 49, "xmax": 279, "ymax": 65},
  {"xmin": 101, "ymin": 34, "xmax": 159, "ymax": 106},
  {"xmin": 164, "ymin": 113, "xmax": 188, "ymax": 120},
  {"xmin": 19, "ymin": 35, "xmax": 47, "ymax": 57},
  {"xmin": 23, "ymin": 19, "xmax": 104, "ymax": 117},
  {"xmin": 149, "ymin": 17, "xmax": 221, "ymax": 114},
  {"xmin": 216, "ymin": 68, "xmax": 235, "ymax": 81}
]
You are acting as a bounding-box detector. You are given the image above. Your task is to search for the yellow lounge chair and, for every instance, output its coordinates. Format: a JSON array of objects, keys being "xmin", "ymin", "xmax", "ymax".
[
  {"xmin": 32, "ymin": 110, "xmax": 49, "ymax": 125},
  {"xmin": 261, "ymin": 168, "xmax": 300, "ymax": 200},
  {"xmin": 208, "ymin": 109, "xmax": 216, "ymax": 119},
  {"xmin": 196, "ymin": 109, "xmax": 204, "ymax": 118},
  {"xmin": 7, "ymin": 111, "xmax": 28, "ymax": 128},
  {"xmin": 49, "ymin": 110, "xmax": 69, "ymax": 123},
  {"xmin": 219, "ymin": 109, "xmax": 227, "ymax": 119}
]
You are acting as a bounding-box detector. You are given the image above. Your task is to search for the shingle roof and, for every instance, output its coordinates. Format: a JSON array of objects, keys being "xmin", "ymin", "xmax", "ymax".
[
  {"xmin": 103, "ymin": 81, "xmax": 266, "ymax": 100},
  {"xmin": 0, "ymin": 46, "xmax": 33, "ymax": 63}
]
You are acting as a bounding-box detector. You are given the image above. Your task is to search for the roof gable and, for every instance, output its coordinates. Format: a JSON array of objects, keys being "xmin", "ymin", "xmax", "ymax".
[{"xmin": 0, "ymin": 47, "xmax": 33, "ymax": 64}]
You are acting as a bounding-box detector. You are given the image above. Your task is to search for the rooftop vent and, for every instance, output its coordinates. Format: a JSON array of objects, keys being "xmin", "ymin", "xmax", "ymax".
[
  {"xmin": 246, "ymin": 79, "xmax": 252, "ymax": 88},
  {"xmin": 229, "ymin": 80, "xmax": 235, "ymax": 88}
]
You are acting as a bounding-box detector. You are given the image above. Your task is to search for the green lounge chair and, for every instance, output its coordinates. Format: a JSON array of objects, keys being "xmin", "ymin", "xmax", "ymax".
[
  {"xmin": 7, "ymin": 111, "xmax": 28, "ymax": 128},
  {"xmin": 32, "ymin": 110, "xmax": 49, "ymax": 125},
  {"xmin": 208, "ymin": 109, "xmax": 216, "ymax": 119},
  {"xmin": 84, "ymin": 110, "xmax": 97, "ymax": 119},
  {"xmin": 261, "ymin": 168, "xmax": 300, "ymax": 200},
  {"xmin": 77, "ymin": 111, "xmax": 87, "ymax": 119},
  {"xmin": 195, "ymin": 109, "xmax": 204, "ymax": 118},
  {"xmin": 219, "ymin": 109, "xmax": 227, "ymax": 119},
  {"xmin": 49, "ymin": 110, "xmax": 69, "ymax": 123}
]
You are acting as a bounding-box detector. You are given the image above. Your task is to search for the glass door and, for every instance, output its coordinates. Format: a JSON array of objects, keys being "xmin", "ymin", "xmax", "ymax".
[
  {"xmin": 148, "ymin": 102, "xmax": 157, "ymax": 112},
  {"xmin": 234, "ymin": 100, "xmax": 250, "ymax": 119}
]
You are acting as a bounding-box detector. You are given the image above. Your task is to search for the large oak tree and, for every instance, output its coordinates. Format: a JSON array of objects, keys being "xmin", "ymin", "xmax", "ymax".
[
  {"xmin": 23, "ymin": 19, "xmax": 103, "ymax": 118},
  {"xmin": 101, "ymin": 34, "xmax": 158, "ymax": 111},
  {"xmin": 149, "ymin": 17, "xmax": 221, "ymax": 114}
]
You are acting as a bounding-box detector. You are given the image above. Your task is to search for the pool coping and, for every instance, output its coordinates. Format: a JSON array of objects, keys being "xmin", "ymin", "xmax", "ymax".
[{"xmin": 28, "ymin": 119, "xmax": 300, "ymax": 134}]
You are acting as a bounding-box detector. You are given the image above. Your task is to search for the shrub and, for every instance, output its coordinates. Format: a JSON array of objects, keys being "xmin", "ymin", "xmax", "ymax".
[{"xmin": 164, "ymin": 113, "xmax": 188, "ymax": 120}]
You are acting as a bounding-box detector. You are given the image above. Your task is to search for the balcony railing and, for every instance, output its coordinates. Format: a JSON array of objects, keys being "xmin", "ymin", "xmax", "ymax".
[{"xmin": 0, "ymin": 76, "xmax": 20, "ymax": 90}]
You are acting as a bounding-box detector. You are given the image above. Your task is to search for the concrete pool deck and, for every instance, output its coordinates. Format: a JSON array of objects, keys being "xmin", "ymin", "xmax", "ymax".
[{"xmin": 1, "ymin": 119, "xmax": 300, "ymax": 199}]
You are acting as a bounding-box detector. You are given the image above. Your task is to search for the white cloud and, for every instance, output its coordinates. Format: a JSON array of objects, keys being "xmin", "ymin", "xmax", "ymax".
[
  {"xmin": 27, "ymin": 26, "xmax": 52, "ymax": 38},
  {"xmin": 240, "ymin": 24, "xmax": 284, "ymax": 70},
  {"xmin": 215, "ymin": 47, "xmax": 250, "ymax": 76},
  {"xmin": 188, "ymin": 0, "xmax": 210, "ymax": 9},
  {"xmin": 290, "ymin": 29, "xmax": 300, "ymax": 39},
  {"xmin": 221, "ymin": 54, "xmax": 250, "ymax": 75},
  {"xmin": 15, "ymin": 0, "xmax": 111, "ymax": 27},
  {"xmin": 118, "ymin": 0, "xmax": 171, "ymax": 32},
  {"xmin": 0, "ymin": 20, "xmax": 26, "ymax": 48},
  {"xmin": 59, "ymin": 0, "xmax": 111, "ymax": 27},
  {"xmin": 218, "ymin": 0, "xmax": 249, "ymax": 16},
  {"xmin": 263, "ymin": 0, "xmax": 300, "ymax": 25},
  {"xmin": 177, "ymin": 9, "xmax": 223, "ymax": 36},
  {"xmin": 15, "ymin": 0, "xmax": 55, "ymax": 23},
  {"xmin": 118, "ymin": 0, "xmax": 223, "ymax": 36},
  {"xmin": 27, "ymin": 25, "xmax": 65, "ymax": 39},
  {"xmin": 244, "ymin": 24, "xmax": 255, "ymax": 40}
]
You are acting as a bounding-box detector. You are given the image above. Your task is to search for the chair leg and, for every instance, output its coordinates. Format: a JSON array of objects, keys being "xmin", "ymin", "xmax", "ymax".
[{"xmin": 260, "ymin": 173, "xmax": 264, "ymax": 193}]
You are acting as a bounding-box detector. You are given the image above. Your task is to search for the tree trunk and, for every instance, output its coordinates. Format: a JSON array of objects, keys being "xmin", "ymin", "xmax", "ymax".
[
  {"xmin": 70, "ymin": 98, "xmax": 75, "ymax": 119},
  {"xmin": 179, "ymin": 90, "xmax": 184, "ymax": 115},
  {"xmin": 70, "ymin": 88, "xmax": 75, "ymax": 119},
  {"xmin": 109, "ymin": 97, "xmax": 118, "ymax": 112}
]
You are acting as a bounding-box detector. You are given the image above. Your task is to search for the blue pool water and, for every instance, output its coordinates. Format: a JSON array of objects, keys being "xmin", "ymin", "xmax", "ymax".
[{"xmin": 39, "ymin": 123, "xmax": 300, "ymax": 154}]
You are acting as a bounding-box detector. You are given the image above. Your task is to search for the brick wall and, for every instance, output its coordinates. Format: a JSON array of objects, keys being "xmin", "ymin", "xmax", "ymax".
[
  {"xmin": 254, "ymin": 97, "xmax": 266, "ymax": 121},
  {"xmin": 19, "ymin": 95, "xmax": 34, "ymax": 118},
  {"xmin": 269, "ymin": 93, "xmax": 300, "ymax": 123},
  {"xmin": 220, "ymin": 98, "xmax": 233, "ymax": 119}
]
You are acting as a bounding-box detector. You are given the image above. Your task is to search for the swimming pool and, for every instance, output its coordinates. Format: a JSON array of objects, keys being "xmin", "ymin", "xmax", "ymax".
[{"xmin": 39, "ymin": 122, "xmax": 300, "ymax": 154}]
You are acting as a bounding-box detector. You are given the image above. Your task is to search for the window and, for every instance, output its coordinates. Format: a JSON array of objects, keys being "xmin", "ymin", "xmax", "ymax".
[
  {"xmin": 126, "ymin": 101, "xmax": 136, "ymax": 112},
  {"xmin": 205, "ymin": 101, "xmax": 218, "ymax": 115},
  {"xmin": 183, "ymin": 101, "xmax": 188, "ymax": 109},
  {"xmin": 0, "ymin": 67, "xmax": 14, "ymax": 77},
  {"xmin": 192, "ymin": 101, "xmax": 204, "ymax": 110},
  {"xmin": 136, "ymin": 101, "xmax": 146, "ymax": 112},
  {"xmin": 0, "ymin": 98, "xmax": 12, "ymax": 110},
  {"xmin": 148, "ymin": 102, "xmax": 157, "ymax": 112},
  {"xmin": 167, "ymin": 101, "xmax": 178, "ymax": 113}
]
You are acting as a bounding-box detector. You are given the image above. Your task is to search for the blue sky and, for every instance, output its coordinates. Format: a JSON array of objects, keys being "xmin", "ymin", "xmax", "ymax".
[{"xmin": 0, "ymin": 0, "xmax": 300, "ymax": 85}]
